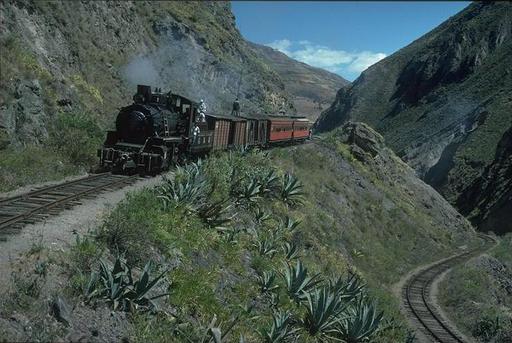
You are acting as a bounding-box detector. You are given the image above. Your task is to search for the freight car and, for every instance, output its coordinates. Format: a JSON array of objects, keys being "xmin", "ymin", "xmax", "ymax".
[{"xmin": 98, "ymin": 85, "xmax": 312, "ymax": 175}]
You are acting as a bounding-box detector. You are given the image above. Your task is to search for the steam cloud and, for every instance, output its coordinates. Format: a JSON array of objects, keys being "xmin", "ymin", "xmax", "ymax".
[{"xmin": 122, "ymin": 55, "xmax": 161, "ymax": 87}]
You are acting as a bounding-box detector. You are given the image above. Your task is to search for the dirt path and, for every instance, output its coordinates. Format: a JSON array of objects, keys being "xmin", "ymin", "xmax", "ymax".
[{"xmin": 0, "ymin": 174, "xmax": 165, "ymax": 292}]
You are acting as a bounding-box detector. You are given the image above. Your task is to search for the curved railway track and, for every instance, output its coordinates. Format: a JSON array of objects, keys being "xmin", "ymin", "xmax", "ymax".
[
  {"xmin": 0, "ymin": 173, "xmax": 140, "ymax": 238},
  {"xmin": 403, "ymin": 234, "xmax": 498, "ymax": 342}
]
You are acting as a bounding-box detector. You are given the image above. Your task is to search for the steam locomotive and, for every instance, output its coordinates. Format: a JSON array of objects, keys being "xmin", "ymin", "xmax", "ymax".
[{"xmin": 98, "ymin": 85, "xmax": 312, "ymax": 175}]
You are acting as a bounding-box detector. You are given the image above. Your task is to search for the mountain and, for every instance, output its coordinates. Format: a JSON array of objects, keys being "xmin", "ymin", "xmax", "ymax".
[
  {"xmin": 250, "ymin": 42, "xmax": 350, "ymax": 120},
  {"xmin": 0, "ymin": 1, "xmax": 292, "ymax": 149},
  {"xmin": 315, "ymin": 2, "xmax": 512, "ymax": 233},
  {"xmin": 0, "ymin": 1, "xmax": 343, "ymax": 191}
]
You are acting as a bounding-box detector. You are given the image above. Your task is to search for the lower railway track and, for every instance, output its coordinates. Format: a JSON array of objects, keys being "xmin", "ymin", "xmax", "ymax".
[
  {"xmin": 403, "ymin": 234, "xmax": 498, "ymax": 343},
  {"xmin": 0, "ymin": 173, "xmax": 140, "ymax": 239}
]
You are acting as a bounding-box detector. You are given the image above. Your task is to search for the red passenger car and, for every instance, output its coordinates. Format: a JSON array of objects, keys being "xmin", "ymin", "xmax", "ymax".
[{"xmin": 268, "ymin": 116, "xmax": 312, "ymax": 143}]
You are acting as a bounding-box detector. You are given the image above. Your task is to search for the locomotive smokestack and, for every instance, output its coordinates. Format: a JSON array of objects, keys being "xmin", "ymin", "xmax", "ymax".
[{"xmin": 136, "ymin": 85, "xmax": 152, "ymax": 103}]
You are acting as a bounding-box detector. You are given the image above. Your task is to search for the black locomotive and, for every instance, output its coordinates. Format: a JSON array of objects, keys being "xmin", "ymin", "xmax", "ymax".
[{"xmin": 98, "ymin": 85, "xmax": 312, "ymax": 175}]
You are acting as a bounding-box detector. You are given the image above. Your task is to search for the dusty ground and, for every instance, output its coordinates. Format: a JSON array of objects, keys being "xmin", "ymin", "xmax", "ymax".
[{"xmin": 0, "ymin": 173, "xmax": 165, "ymax": 292}]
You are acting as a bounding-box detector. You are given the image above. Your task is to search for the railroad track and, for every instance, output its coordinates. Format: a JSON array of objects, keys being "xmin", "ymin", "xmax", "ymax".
[
  {"xmin": 0, "ymin": 173, "xmax": 140, "ymax": 238},
  {"xmin": 403, "ymin": 234, "xmax": 498, "ymax": 342}
]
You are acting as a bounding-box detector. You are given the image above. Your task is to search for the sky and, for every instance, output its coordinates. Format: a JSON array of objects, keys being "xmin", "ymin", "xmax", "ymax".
[{"xmin": 232, "ymin": 1, "xmax": 470, "ymax": 81}]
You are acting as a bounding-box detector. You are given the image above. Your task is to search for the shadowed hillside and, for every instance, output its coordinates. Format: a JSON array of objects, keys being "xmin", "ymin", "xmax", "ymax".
[{"xmin": 315, "ymin": 2, "xmax": 512, "ymax": 233}]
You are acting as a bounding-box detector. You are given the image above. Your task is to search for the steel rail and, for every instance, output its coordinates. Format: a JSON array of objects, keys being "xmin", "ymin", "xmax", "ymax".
[
  {"xmin": 403, "ymin": 234, "xmax": 497, "ymax": 342},
  {"xmin": 0, "ymin": 173, "xmax": 139, "ymax": 233},
  {"xmin": 0, "ymin": 173, "xmax": 109, "ymax": 204}
]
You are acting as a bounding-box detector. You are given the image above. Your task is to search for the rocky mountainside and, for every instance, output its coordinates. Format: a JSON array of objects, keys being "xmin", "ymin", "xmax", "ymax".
[
  {"xmin": 250, "ymin": 42, "xmax": 350, "ymax": 120},
  {"xmin": 0, "ymin": 1, "xmax": 293, "ymax": 149},
  {"xmin": 457, "ymin": 127, "xmax": 512, "ymax": 234},
  {"xmin": 315, "ymin": 2, "xmax": 512, "ymax": 233}
]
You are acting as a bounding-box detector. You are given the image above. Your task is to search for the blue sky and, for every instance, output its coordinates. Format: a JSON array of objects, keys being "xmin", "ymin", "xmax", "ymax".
[{"xmin": 232, "ymin": 1, "xmax": 470, "ymax": 81}]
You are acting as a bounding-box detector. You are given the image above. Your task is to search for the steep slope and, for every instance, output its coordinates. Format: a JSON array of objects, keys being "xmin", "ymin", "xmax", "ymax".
[
  {"xmin": 0, "ymin": 123, "xmax": 478, "ymax": 342},
  {"xmin": 315, "ymin": 2, "xmax": 512, "ymax": 233},
  {"xmin": 0, "ymin": 1, "xmax": 292, "ymax": 149},
  {"xmin": 456, "ymin": 127, "xmax": 512, "ymax": 234},
  {"xmin": 0, "ymin": 1, "xmax": 299, "ymax": 191},
  {"xmin": 250, "ymin": 42, "xmax": 350, "ymax": 120}
]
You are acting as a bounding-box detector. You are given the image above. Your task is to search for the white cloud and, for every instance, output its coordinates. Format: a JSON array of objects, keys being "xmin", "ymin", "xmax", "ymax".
[
  {"xmin": 347, "ymin": 51, "xmax": 387, "ymax": 73},
  {"xmin": 265, "ymin": 39, "xmax": 387, "ymax": 78},
  {"xmin": 266, "ymin": 39, "xmax": 292, "ymax": 54}
]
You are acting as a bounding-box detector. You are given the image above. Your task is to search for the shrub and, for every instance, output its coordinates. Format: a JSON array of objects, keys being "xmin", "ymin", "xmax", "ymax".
[
  {"xmin": 282, "ymin": 260, "xmax": 322, "ymax": 303},
  {"xmin": 85, "ymin": 256, "xmax": 169, "ymax": 312},
  {"xmin": 259, "ymin": 311, "xmax": 296, "ymax": 343},
  {"xmin": 280, "ymin": 173, "xmax": 304, "ymax": 206},
  {"xmin": 48, "ymin": 111, "xmax": 103, "ymax": 167},
  {"xmin": 335, "ymin": 297, "xmax": 383, "ymax": 342},
  {"xmin": 301, "ymin": 286, "xmax": 347, "ymax": 338}
]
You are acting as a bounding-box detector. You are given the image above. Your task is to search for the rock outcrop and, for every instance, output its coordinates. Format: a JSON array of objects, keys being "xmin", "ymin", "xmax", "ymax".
[{"xmin": 315, "ymin": 2, "xmax": 512, "ymax": 233}]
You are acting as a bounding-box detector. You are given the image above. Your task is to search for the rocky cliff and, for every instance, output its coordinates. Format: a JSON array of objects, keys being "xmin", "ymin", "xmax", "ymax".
[
  {"xmin": 250, "ymin": 42, "xmax": 350, "ymax": 120},
  {"xmin": 315, "ymin": 2, "xmax": 512, "ymax": 233},
  {"xmin": 457, "ymin": 127, "xmax": 512, "ymax": 234},
  {"xmin": 0, "ymin": 1, "xmax": 293, "ymax": 149}
]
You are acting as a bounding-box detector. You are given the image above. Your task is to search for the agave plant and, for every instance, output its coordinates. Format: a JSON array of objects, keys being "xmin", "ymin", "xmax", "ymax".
[
  {"xmin": 336, "ymin": 297, "xmax": 383, "ymax": 342},
  {"xmin": 301, "ymin": 286, "xmax": 348, "ymax": 338},
  {"xmin": 236, "ymin": 178, "xmax": 261, "ymax": 205},
  {"xmin": 277, "ymin": 217, "xmax": 301, "ymax": 234},
  {"xmin": 258, "ymin": 169, "xmax": 280, "ymax": 197},
  {"xmin": 86, "ymin": 256, "xmax": 169, "ymax": 312},
  {"xmin": 254, "ymin": 207, "xmax": 272, "ymax": 225},
  {"xmin": 282, "ymin": 260, "xmax": 322, "ymax": 303},
  {"xmin": 280, "ymin": 173, "xmax": 304, "ymax": 206},
  {"xmin": 157, "ymin": 161, "xmax": 208, "ymax": 212},
  {"xmin": 218, "ymin": 226, "xmax": 241, "ymax": 243},
  {"xmin": 259, "ymin": 311, "xmax": 296, "ymax": 343},
  {"xmin": 282, "ymin": 242, "xmax": 300, "ymax": 260},
  {"xmin": 198, "ymin": 197, "xmax": 233, "ymax": 229},
  {"xmin": 254, "ymin": 233, "xmax": 278, "ymax": 258},
  {"xmin": 256, "ymin": 270, "xmax": 279, "ymax": 294},
  {"xmin": 328, "ymin": 274, "xmax": 365, "ymax": 302}
]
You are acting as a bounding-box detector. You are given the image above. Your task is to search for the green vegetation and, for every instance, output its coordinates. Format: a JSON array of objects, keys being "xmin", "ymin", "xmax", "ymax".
[
  {"xmin": 439, "ymin": 234, "xmax": 512, "ymax": 342},
  {"xmin": 0, "ymin": 111, "xmax": 103, "ymax": 192},
  {"xmin": 269, "ymin": 134, "xmax": 478, "ymax": 328},
  {"xmin": 2, "ymin": 131, "xmax": 474, "ymax": 341},
  {"xmin": 60, "ymin": 147, "xmax": 411, "ymax": 342},
  {"xmin": 85, "ymin": 256, "xmax": 169, "ymax": 312},
  {"xmin": 0, "ymin": 145, "xmax": 79, "ymax": 192}
]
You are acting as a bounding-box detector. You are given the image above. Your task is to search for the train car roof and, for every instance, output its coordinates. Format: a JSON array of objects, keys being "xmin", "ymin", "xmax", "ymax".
[
  {"xmin": 206, "ymin": 113, "xmax": 246, "ymax": 121},
  {"xmin": 241, "ymin": 113, "xmax": 310, "ymax": 120},
  {"xmin": 206, "ymin": 112, "xmax": 312, "ymax": 122}
]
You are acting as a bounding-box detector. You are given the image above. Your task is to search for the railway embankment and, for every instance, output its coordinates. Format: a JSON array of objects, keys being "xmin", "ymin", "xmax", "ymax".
[{"xmin": 0, "ymin": 125, "xmax": 483, "ymax": 342}]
